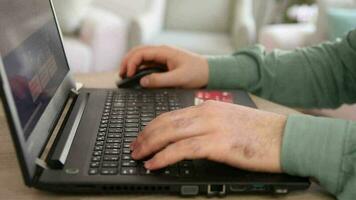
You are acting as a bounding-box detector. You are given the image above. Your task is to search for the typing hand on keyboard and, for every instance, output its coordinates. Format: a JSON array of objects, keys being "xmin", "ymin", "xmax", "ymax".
[{"xmin": 131, "ymin": 100, "xmax": 287, "ymax": 174}]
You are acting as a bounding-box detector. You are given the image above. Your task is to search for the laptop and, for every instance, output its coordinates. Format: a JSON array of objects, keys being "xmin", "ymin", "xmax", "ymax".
[{"xmin": 0, "ymin": 0, "xmax": 309, "ymax": 196}]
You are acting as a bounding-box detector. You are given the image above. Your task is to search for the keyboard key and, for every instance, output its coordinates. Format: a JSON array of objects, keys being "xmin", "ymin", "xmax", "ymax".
[
  {"xmin": 127, "ymin": 115, "xmax": 139, "ymax": 119},
  {"xmin": 140, "ymin": 167, "xmax": 152, "ymax": 175},
  {"xmin": 100, "ymin": 124, "xmax": 108, "ymax": 128},
  {"xmin": 107, "ymin": 133, "xmax": 122, "ymax": 138},
  {"xmin": 126, "ymin": 119, "xmax": 139, "ymax": 123},
  {"xmin": 94, "ymin": 146, "xmax": 103, "ymax": 151},
  {"xmin": 90, "ymin": 162, "xmax": 100, "ymax": 168},
  {"xmin": 104, "ymin": 149, "xmax": 120, "ymax": 155},
  {"xmin": 122, "ymin": 154, "xmax": 132, "ymax": 160},
  {"xmin": 110, "ymin": 119, "xmax": 124, "ymax": 123},
  {"xmin": 125, "ymin": 123, "xmax": 138, "ymax": 128},
  {"xmin": 122, "ymin": 160, "xmax": 137, "ymax": 167},
  {"xmin": 141, "ymin": 117, "xmax": 153, "ymax": 122},
  {"xmin": 105, "ymin": 143, "xmax": 121, "ymax": 149},
  {"xmin": 109, "ymin": 124, "xmax": 124, "ymax": 128},
  {"xmin": 93, "ymin": 151, "xmax": 102, "ymax": 156},
  {"xmin": 101, "ymin": 168, "xmax": 118, "ymax": 175},
  {"xmin": 91, "ymin": 156, "xmax": 101, "ymax": 162},
  {"xmin": 89, "ymin": 168, "xmax": 99, "ymax": 175},
  {"xmin": 97, "ymin": 132, "xmax": 106, "ymax": 137},
  {"xmin": 121, "ymin": 167, "xmax": 137, "ymax": 175},
  {"xmin": 179, "ymin": 160, "xmax": 193, "ymax": 168},
  {"xmin": 107, "ymin": 138, "xmax": 121, "ymax": 143},
  {"xmin": 102, "ymin": 162, "xmax": 118, "ymax": 168},
  {"xmin": 111, "ymin": 115, "xmax": 124, "ymax": 119},
  {"xmin": 163, "ymin": 167, "xmax": 178, "ymax": 176},
  {"xmin": 141, "ymin": 113, "xmax": 154, "ymax": 117},
  {"xmin": 108, "ymin": 128, "xmax": 123, "ymax": 133},
  {"xmin": 125, "ymin": 128, "xmax": 139, "ymax": 132},
  {"xmin": 112, "ymin": 111, "xmax": 124, "ymax": 115},
  {"xmin": 127, "ymin": 111, "xmax": 139, "ymax": 115},
  {"xmin": 123, "ymin": 148, "xmax": 131, "ymax": 154},
  {"xmin": 124, "ymin": 138, "xmax": 136, "ymax": 142},
  {"xmin": 113, "ymin": 103, "xmax": 125, "ymax": 107},
  {"xmin": 124, "ymin": 132, "xmax": 138, "ymax": 137},
  {"xmin": 179, "ymin": 168, "xmax": 194, "ymax": 177},
  {"xmin": 103, "ymin": 155, "xmax": 119, "ymax": 161}
]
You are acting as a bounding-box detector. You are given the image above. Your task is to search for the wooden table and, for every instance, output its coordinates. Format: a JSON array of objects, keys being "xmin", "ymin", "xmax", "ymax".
[{"xmin": 0, "ymin": 71, "xmax": 334, "ymax": 200}]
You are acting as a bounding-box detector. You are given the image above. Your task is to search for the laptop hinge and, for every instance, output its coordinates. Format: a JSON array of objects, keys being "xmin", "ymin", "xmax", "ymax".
[{"xmin": 36, "ymin": 86, "xmax": 86, "ymax": 170}]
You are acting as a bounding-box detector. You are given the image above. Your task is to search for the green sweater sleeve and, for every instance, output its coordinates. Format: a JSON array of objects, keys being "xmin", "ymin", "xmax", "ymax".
[
  {"xmin": 207, "ymin": 30, "xmax": 356, "ymax": 109},
  {"xmin": 283, "ymin": 115, "xmax": 356, "ymax": 199},
  {"xmin": 207, "ymin": 30, "xmax": 356, "ymax": 199}
]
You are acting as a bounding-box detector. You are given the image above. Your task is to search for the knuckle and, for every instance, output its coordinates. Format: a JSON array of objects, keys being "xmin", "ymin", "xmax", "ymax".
[
  {"xmin": 172, "ymin": 117, "xmax": 193, "ymax": 129},
  {"xmin": 181, "ymin": 138, "xmax": 204, "ymax": 157}
]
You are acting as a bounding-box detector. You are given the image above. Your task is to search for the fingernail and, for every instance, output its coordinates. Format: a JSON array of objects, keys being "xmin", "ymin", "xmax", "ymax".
[
  {"xmin": 141, "ymin": 77, "xmax": 149, "ymax": 86},
  {"xmin": 144, "ymin": 161, "xmax": 152, "ymax": 169}
]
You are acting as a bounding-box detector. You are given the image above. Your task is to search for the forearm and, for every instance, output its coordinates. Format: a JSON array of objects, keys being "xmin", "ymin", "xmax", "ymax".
[
  {"xmin": 282, "ymin": 114, "xmax": 356, "ymax": 198},
  {"xmin": 207, "ymin": 30, "xmax": 356, "ymax": 108}
]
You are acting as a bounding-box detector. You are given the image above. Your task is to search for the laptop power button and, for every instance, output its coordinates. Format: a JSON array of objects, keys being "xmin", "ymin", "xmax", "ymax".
[{"xmin": 180, "ymin": 185, "xmax": 199, "ymax": 196}]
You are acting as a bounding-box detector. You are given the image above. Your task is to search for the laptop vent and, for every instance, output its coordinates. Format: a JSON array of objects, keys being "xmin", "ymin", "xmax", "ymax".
[{"xmin": 101, "ymin": 185, "xmax": 170, "ymax": 193}]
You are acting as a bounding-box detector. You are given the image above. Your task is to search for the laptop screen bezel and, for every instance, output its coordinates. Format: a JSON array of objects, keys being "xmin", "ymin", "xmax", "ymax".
[{"xmin": 0, "ymin": 0, "xmax": 75, "ymax": 186}]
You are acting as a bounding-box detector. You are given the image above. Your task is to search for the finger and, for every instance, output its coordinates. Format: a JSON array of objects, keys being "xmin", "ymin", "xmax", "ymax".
[
  {"xmin": 119, "ymin": 46, "xmax": 153, "ymax": 77},
  {"xmin": 132, "ymin": 107, "xmax": 208, "ymax": 160},
  {"xmin": 125, "ymin": 46, "xmax": 177, "ymax": 77},
  {"xmin": 144, "ymin": 136, "xmax": 211, "ymax": 170},
  {"xmin": 140, "ymin": 69, "xmax": 183, "ymax": 88}
]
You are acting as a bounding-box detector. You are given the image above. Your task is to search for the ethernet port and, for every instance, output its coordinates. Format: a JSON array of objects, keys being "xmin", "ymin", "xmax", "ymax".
[{"xmin": 207, "ymin": 184, "xmax": 226, "ymax": 196}]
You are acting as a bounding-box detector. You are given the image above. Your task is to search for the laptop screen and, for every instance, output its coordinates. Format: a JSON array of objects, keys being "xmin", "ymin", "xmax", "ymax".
[{"xmin": 0, "ymin": 0, "xmax": 69, "ymax": 139}]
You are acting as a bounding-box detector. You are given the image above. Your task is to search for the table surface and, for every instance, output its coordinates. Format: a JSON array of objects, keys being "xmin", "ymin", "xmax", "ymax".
[{"xmin": 0, "ymin": 71, "xmax": 334, "ymax": 200}]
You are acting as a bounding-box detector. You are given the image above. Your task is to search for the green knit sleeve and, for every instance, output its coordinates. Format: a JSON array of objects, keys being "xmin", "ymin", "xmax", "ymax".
[
  {"xmin": 207, "ymin": 30, "xmax": 356, "ymax": 109},
  {"xmin": 282, "ymin": 115, "xmax": 356, "ymax": 199}
]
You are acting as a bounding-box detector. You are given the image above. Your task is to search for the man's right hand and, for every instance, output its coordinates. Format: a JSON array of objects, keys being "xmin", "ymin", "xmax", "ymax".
[{"xmin": 119, "ymin": 45, "xmax": 209, "ymax": 89}]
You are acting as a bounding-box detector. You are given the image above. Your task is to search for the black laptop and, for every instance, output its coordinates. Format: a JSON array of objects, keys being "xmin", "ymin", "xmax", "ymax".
[{"xmin": 0, "ymin": 0, "xmax": 309, "ymax": 196}]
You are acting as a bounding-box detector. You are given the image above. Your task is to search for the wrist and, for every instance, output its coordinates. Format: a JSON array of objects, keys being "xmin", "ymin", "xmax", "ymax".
[{"xmin": 269, "ymin": 114, "xmax": 287, "ymax": 173}]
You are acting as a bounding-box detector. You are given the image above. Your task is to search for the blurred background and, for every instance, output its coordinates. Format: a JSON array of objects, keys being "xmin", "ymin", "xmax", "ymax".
[{"xmin": 52, "ymin": 0, "xmax": 356, "ymax": 119}]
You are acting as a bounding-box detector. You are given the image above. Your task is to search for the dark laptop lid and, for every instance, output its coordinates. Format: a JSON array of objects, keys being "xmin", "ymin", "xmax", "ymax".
[{"xmin": 0, "ymin": 0, "xmax": 75, "ymax": 185}]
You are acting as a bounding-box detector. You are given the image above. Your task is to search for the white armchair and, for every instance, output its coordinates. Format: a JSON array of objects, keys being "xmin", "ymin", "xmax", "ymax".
[
  {"xmin": 54, "ymin": 0, "xmax": 128, "ymax": 73},
  {"xmin": 129, "ymin": 0, "xmax": 256, "ymax": 55}
]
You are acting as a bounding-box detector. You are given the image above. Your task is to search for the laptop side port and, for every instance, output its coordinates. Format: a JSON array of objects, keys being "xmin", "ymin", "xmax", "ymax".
[
  {"xmin": 207, "ymin": 184, "xmax": 226, "ymax": 196},
  {"xmin": 229, "ymin": 184, "xmax": 250, "ymax": 192},
  {"xmin": 252, "ymin": 184, "xmax": 267, "ymax": 192}
]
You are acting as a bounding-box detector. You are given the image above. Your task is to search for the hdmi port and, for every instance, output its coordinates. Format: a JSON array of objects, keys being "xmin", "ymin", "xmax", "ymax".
[{"xmin": 230, "ymin": 185, "xmax": 250, "ymax": 192}]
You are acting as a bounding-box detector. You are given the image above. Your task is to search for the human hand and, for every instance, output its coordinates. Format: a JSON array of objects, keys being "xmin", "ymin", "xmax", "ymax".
[
  {"xmin": 131, "ymin": 101, "xmax": 287, "ymax": 173},
  {"xmin": 119, "ymin": 45, "xmax": 209, "ymax": 88}
]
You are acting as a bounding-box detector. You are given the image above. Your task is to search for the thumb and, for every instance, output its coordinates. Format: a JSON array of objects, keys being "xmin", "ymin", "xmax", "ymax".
[{"xmin": 140, "ymin": 71, "xmax": 182, "ymax": 88}]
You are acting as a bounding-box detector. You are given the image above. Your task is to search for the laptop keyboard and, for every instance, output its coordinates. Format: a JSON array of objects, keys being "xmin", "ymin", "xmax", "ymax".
[{"xmin": 88, "ymin": 91, "xmax": 195, "ymax": 177}]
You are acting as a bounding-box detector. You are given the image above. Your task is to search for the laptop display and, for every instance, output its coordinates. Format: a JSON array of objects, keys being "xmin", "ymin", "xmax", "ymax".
[{"xmin": 0, "ymin": 0, "xmax": 69, "ymax": 139}]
